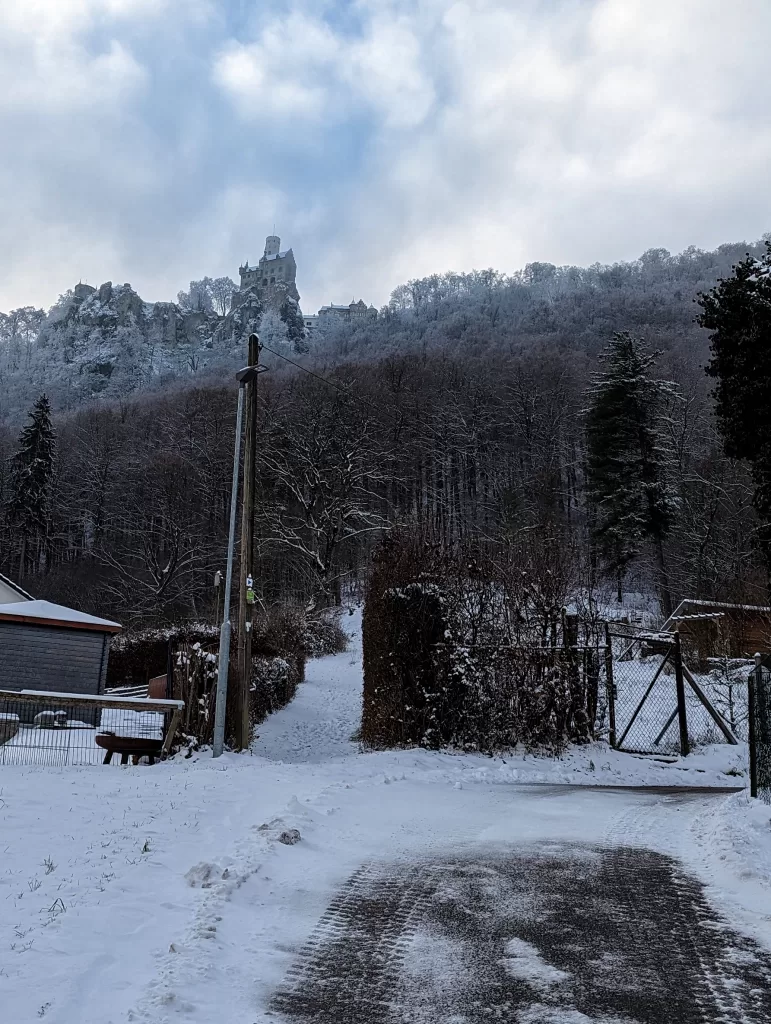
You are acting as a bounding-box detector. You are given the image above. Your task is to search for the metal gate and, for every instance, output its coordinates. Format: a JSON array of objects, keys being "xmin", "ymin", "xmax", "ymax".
[{"xmin": 606, "ymin": 628, "xmax": 738, "ymax": 756}]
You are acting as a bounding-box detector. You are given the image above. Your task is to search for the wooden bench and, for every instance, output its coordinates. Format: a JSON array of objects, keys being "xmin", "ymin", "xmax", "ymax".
[{"xmin": 95, "ymin": 733, "xmax": 164, "ymax": 765}]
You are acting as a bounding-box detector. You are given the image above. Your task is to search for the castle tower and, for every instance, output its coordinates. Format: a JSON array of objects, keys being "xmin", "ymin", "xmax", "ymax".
[{"xmin": 234, "ymin": 232, "xmax": 300, "ymax": 312}]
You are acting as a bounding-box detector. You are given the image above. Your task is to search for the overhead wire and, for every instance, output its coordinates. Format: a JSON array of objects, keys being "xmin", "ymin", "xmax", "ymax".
[{"xmin": 258, "ymin": 340, "xmax": 456, "ymax": 448}]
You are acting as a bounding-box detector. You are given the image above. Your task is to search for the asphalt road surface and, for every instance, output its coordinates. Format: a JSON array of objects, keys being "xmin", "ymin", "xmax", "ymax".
[{"xmin": 270, "ymin": 838, "xmax": 771, "ymax": 1024}]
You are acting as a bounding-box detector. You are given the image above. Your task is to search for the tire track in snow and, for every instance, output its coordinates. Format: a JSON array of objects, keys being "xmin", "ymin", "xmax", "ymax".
[
  {"xmin": 270, "ymin": 846, "xmax": 771, "ymax": 1024},
  {"xmin": 603, "ymin": 788, "xmax": 771, "ymax": 1021},
  {"xmin": 271, "ymin": 861, "xmax": 438, "ymax": 1023}
]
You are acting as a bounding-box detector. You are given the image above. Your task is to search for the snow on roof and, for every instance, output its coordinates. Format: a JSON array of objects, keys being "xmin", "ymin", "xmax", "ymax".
[
  {"xmin": 0, "ymin": 600, "xmax": 121, "ymax": 633},
  {"xmin": 0, "ymin": 573, "xmax": 33, "ymax": 602},
  {"xmin": 675, "ymin": 598, "xmax": 771, "ymax": 614},
  {"xmin": 241, "ymin": 250, "xmax": 292, "ymax": 269}
]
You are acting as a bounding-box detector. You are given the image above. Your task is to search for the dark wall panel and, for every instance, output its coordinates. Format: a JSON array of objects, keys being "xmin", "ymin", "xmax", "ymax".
[{"xmin": 0, "ymin": 623, "xmax": 108, "ymax": 695}]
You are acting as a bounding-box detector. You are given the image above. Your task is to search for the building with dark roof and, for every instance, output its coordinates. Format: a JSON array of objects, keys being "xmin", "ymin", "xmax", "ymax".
[
  {"xmin": 236, "ymin": 235, "xmax": 300, "ymax": 311},
  {"xmin": 308, "ymin": 299, "xmax": 377, "ymax": 330}
]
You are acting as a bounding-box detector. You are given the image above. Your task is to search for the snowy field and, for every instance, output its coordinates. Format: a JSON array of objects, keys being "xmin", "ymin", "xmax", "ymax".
[{"xmin": 0, "ymin": 611, "xmax": 770, "ymax": 1023}]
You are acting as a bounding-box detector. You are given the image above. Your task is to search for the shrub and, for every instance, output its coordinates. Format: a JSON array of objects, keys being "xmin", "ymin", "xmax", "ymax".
[
  {"xmin": 361, "ymin": 531, "xmax": 598, "ymax": 754},
  {"xmin": 108, "ymin": 623, "xmax": 218, "ymax": 689},
  {"xmin": 108, "ymin": 608, "xmax": 313, "ymax": 690},
  {"xmin": 302, "ymin": 612, "xmax": 350, "ymax": 658},
  {"xmin": 250, "ymin": 656, "xmax": 300, "ymax": 725}
]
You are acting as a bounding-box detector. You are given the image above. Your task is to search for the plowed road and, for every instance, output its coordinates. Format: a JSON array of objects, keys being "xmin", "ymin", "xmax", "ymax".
[{"xmin": 267, "ymin": 790, "xmax": 770, "ymax": 1024}]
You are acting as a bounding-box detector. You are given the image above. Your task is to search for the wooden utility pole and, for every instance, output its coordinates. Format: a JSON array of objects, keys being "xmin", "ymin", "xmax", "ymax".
[{"xmin": 236, "ymin": 332, "xmax": 261, "ymax": 750}]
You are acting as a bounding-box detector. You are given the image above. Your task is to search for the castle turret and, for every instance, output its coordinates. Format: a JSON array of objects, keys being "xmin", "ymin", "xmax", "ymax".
[{"xmin": 234, "ymin": 232, "xmax": 300, "ymax": 312}]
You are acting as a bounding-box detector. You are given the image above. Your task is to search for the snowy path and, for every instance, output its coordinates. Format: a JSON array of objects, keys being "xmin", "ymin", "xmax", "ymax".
[
  {"xmin": 1, "ymin": 611, "xmax": 771, "ymax": 1023},
  {"xmin": 251, "ymin": 609, "xmax": 364, "ymax": 764}
]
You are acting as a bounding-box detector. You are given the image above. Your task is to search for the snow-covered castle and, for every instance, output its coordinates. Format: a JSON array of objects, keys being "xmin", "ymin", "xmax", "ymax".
[
  {"xmin": 233, "ymin": 234, "xmax": 376, "ymax": 330},
  {"xmin": 235, "ymin": 235, "xmax": 300, "ymax": 311}
]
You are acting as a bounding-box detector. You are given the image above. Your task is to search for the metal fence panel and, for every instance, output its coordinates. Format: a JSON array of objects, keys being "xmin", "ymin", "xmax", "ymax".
[
  {"xmin": 610, "ymin": 634, "xmax": 683, "ymax": 754},
  {"xmin": 0, "ymin": 689, "xmax": 182, "ymax": 767},
  {"xmin": 750, "ymin": 660, "xmax": 771, "ymax": 802},
  {"xmin": 608, "ymin": 629, "xmax": 738, "ymax": 756}
]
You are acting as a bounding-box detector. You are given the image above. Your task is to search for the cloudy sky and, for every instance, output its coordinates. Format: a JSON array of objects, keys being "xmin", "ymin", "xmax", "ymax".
[{"xmin": 1, "ymin": 0, "xmax": 770, "ymax": 315}]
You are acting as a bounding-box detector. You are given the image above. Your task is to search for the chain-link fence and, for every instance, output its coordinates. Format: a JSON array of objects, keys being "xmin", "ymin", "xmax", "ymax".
[{"xmin": 607, "ymin": 627, "xmax": 738, "ymax": 756}]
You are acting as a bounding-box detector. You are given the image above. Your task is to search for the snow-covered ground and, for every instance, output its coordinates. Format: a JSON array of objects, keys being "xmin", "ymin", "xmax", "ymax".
[{"xmin": 0, "ymin": 610, "xmax": 769, "ymax": 1023}]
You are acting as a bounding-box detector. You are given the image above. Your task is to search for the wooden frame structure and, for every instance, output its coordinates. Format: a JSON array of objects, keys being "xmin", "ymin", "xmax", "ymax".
[{"xmin": 661, "ymin": 599, "xmax": 771, "ymax": 663}]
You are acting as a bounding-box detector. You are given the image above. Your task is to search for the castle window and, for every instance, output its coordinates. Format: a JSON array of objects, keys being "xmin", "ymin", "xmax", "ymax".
[{"xmin": 263, "ymin": 279, "xmax": 267, "ymax": 286}]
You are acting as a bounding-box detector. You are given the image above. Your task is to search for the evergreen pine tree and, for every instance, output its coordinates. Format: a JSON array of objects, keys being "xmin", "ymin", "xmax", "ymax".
[
  {"xmin": 698, "ymin": 241, "xmax": 771, "ymax": 575},
  {"xmin": 6, "ymin": 393, "xmax": 57, "ymax": 578},
  {"xmin": 584, "ymin": 332, "xmax": 679, "ymax": 610}
]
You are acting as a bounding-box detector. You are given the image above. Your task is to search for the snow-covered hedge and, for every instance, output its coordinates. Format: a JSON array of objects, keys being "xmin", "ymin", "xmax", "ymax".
[
  {"xmin": 302, "ymin": 613, "xmax": 349, "ymax": 658},
  {"xmin": 362, "ymin": 533, "xmax": 597, "ymax": 754},
  {"xmin": 250, "ymin": 656, "xmax": 299, "ymax": 726},
  {"xmin": 107, "ymin": 607, "xmax": 337, "ymax": 690},
  {"xmin": 111, "ymin": 607, "xmax": 325, "ymax": 749}
]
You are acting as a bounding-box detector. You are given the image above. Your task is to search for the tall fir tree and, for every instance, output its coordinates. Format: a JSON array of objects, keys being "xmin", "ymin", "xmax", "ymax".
[
  {"xmin": 584, "ymin": 332, "xmax": 679, "ymax": 611},
  {"xmin": 698, "ymin": 241, "xmax": 771, "ymax": 578},
  {"xmin": 6, "ymin": 393, "xmax": 57, "ymax": 578}
]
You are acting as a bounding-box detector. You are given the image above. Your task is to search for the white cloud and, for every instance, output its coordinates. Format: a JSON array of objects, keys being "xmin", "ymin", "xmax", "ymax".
[
  {"xmin": 0, "ymin": 39, "xmax": 147, "ymax": 113},
  {"xmin": 0, "ymin": 0, "xmax": 769, "ymax": 319},
  {"xmin": 277, "ymin": 0, "xmax": 771, "ymax": 311},
  {"xmin": 212, "ymin": 8, "xmax": 435, "ymax": 128},
  {"xmin": 213, "ymin": 13, "xmax": 339, "ymax": 120},
  {"xmin": 0, "ymin": 0, "xmax": 183, "ymax": 40},
  {"xmin": 342, "ymin": 15, "xmax": 436, "ymax": 129},
  {"xmin": 0, "ymin": 1, "xmax": 154, "ymax": 114}
]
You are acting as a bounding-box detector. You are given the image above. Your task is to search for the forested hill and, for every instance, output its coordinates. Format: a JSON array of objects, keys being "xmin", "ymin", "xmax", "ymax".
[
  {"xmin": 317, "ymin": 238, "xmax": 769, "ymax": 364},
  {"xmin": 0, "ymin": 236, "xmax": 768, "ymax": 424},
  {"xmin": 1, "ymin": 235, "xmax": 769, "ymax": 624}
]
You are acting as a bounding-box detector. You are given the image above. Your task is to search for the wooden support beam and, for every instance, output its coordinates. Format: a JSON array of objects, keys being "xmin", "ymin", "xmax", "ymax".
[{"xmin": 161, "ymin": 705, "xmax": 183, "ymax": 760}]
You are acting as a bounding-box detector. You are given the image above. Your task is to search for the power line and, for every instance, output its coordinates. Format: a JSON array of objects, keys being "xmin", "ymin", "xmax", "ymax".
[
  {"xmin": 259, "ymin": 342, "xmax": 358, "ymax": 401},
  {"xmin": 258, "ymin": 341, "xmax": 450, "ymax": 446}
]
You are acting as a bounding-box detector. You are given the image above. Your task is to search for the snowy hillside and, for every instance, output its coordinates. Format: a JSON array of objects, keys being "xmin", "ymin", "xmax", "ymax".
[
  {"xmin": 0, "ymin": 276, "xmax": 310, "ymax": 422},
  {"xmin": 2, "ymin": 235, "xmax": 769, "ymax": 424}
]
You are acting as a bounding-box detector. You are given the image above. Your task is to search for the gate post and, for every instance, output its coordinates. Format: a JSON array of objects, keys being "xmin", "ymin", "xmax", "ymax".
[
  {"xmin": 604, "ymin": 622, "xmax": 617, "ymax": 748},
  {"xmin": 674, "ymin": 631, "xmax": 690, "ymax": 757},
  {"xmin": 749, "ymin": 654, "xmax": 759, "ymax": 799}
]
